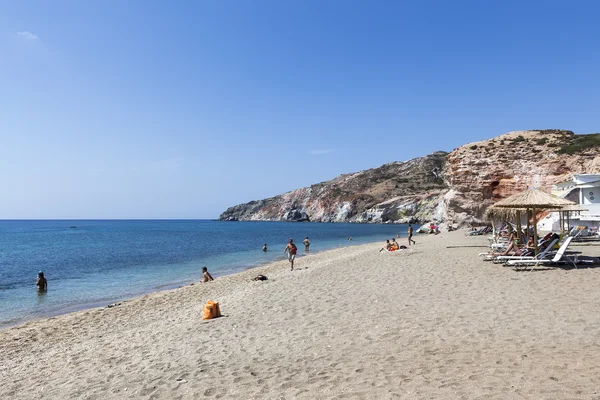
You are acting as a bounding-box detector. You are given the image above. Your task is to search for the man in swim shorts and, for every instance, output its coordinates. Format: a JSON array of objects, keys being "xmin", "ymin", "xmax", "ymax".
[
  {"xmin": 284, "ymin": 238, "xmax": 297, "ymax": 271},
  {"xmin": 408, "ymin": 224, "xmax": 416, "ymax": 246}
]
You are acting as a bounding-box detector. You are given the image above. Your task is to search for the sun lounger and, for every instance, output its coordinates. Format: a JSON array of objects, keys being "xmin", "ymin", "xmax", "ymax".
[
  {"xmin": 466, "ymin": 226, "xmax": 492, "ymax": 236},
  {"xmin": 490, "ymin": 238, "xmax": 558, "ymax": 264},
  {"xmin": 506, "ymin": 237, "xmax": 574, "ymax": 271}
]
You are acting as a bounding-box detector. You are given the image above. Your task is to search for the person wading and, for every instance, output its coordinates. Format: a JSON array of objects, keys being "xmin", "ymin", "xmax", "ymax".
[
  {"xmin": 36, "ymin": 271, "xmax": 47, "ymax": 292},
  {"xmin": 303, "ymin": 236, "xmax": 310, "ymax": 252}
]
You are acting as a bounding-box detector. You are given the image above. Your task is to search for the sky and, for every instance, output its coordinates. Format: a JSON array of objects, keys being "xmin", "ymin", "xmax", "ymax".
[{"xmin": 1, "ymin": 0, "xmax": 599, "ymax": 219}]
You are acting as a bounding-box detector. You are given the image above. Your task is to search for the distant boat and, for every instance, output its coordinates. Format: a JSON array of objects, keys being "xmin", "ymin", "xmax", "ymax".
[{"xmin": 70, "ymin": 226, "xmax": 77, "ymax": 229}]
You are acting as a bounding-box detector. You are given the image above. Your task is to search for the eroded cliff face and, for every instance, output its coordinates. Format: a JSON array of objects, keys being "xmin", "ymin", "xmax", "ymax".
[
  {"xmin": 444, "ymin": 130, "xmax": 600, "ymax": 224},
  {"xmin": 220, "ymin": 152, "xmax": 449, "ymax": 223},
  {"xmin": 220, "ymin": 130, "xmax": 600, "ymax": 225}
]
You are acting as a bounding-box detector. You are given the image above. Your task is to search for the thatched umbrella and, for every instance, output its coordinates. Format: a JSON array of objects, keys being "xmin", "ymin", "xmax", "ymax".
[
  {"xmin": 493, "ymin": 188, "xmax": 576, "ymax": 256},
  {"xmin": 555, "ymin": 204, "xmax": 588, "ymax": 232},
  {"xmin": 484, "ymin": 205, "xmax": 528, "ymax": 241},
  {"xmin": 484, "ymin": 206, "xmax": 517, "ymax": 241},
  {"xmin": 484, "ymin": 205, "xmax": 518, "ymax": 223}
]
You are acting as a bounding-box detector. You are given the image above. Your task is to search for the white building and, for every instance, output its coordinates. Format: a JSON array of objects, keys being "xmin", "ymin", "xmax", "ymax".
[{"xmin": 542, "ymin": 174, "xmax": 600, "ymax": 230}]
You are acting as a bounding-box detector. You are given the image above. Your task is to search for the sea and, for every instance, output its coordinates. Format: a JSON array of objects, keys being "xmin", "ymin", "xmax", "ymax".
[{"xmin": 0, "ymin": 220, "xmax": 408, "ymax": 328}]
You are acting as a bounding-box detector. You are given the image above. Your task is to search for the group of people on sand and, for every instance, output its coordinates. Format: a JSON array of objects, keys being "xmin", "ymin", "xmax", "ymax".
[
  {"xmin": 264, "ymin": 237, "xmax": 311, "ymax": 271},
  {"xmin": 380, "ymin": 224, "xmax": 417, "ymax": 252},
  {"xmin": 283, "ymin": 237, "xmax": 310, "ymax": 271},
  {"xmin": 427, "ymin": 223, "xmax": 440, "ymax": 235},
  {"xmin": 487, "ymin": 228, "xmax": 559, "ymax": 257},
  {"xmin": 380, "ymin": 238, "xmax": 406, "ymax": 252},
  {"xmin": 205, "ymin": 236, "xmax": 311, "ymax": 282}
]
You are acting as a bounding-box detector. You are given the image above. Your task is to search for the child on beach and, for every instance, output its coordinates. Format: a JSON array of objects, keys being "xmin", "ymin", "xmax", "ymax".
[
  {"xmin": 201, "ymin": 267, "xmax": 214, "ymax": 283},
  {"xmin": 284, "ymin": 239, "xmax": 297, "ymax": 271}
]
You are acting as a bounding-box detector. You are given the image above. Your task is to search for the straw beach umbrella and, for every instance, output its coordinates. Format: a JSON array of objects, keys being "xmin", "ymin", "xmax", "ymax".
[
  {"xmin": 484, "ymin": 205, "xmax": 518, "ymax": 222},
  {"xmin": 484, "ymin": 205, "xmax": 516, "ymax": 241},
  {"xmin": 555, "ymin": 204, "xmax": 588, "ymax": 232},
  {"xmin": 493, "ymin": 188, "xmax": 576, "ymax": 256},
  {"xmin": 484, "ymin": 206, "xmax": 528, "ymax": 241}
]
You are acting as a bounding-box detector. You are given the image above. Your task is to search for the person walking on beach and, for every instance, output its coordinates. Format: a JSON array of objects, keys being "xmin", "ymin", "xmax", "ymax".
[
  {"xmin": 36, "ymin": 271, "xmax": 47, "ymax": 292},
  {"xmin": 284, "ymin": 238, "xmax": 297, "ymax": 271},
  {"xmin": 303, "ymin": 236, "xmax": 310, "ymax": 252},
  {"xmin": 201, "ymin": 266, "xmax": 214, "ymax": 283},
  {"xmin": 408, "ymin": 224, "xmax": 416, "ymax": 246}
]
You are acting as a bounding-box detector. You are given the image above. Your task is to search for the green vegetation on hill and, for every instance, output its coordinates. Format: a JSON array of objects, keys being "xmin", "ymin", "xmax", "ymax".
[{"xmin": 557, "ymin": 133, "xmax": 600, "ymax": 155}]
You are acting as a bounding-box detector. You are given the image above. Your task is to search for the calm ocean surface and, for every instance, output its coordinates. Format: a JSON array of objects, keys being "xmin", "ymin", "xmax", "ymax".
[{"xmin": 0, "ymin": 220, "xmax": 408, "ymax": 328}]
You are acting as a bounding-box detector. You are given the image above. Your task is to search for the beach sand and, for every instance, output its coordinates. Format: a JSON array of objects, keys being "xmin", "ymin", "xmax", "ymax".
[{"xmin": 2, "ymin": 231, "xmax": 600, "ymax": 399}]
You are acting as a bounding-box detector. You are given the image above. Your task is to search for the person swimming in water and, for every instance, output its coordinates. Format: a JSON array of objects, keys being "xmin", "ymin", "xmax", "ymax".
[{"xmin": 36, "ymin": 271, "xmax": 47, "ymax": 292}]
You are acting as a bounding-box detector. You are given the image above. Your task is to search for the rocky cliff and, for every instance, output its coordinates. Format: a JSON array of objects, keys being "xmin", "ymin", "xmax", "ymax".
[
  {"xmin": 220, "ymin": 130, "xmax": 600, "ymax": 225},
  {"xmin": 220, "ymin": 151, "xmax": 449, "ymax": 223},
  {"xmin": 445, "ymin": 130, "xmax": 600, "ymax": 224}
]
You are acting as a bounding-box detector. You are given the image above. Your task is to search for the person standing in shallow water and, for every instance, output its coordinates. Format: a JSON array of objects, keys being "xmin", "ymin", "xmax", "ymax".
[
  {"xmin": 262, "ymin": 243, "xmax": 267, "ymax": 252},
  {"xmin": 36, "ymin": 271, "xmax": 47, "ymax": 292},
  {"xmin": 284, "ymin": 239, "xmax": 297, "ymax": 271},
  {"xmin": 303, "ymin": 237, "xmax": 310, "ymax": 252},
  {"xmin": 408, "ymin": 224, "xmax": 416, "ymax": 246}
]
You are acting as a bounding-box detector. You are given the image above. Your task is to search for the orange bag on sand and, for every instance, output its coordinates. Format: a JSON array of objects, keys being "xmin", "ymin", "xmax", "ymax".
[{"xmin": 202, "ymin": 300, "xmax": 222, "ymax": 320}]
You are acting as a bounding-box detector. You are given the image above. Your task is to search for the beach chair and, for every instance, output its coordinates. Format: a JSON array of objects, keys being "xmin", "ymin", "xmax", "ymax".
[
  {"xmin": 490, "ymin": 238, "xmax": 558, "ymax": 264},
  {"xmin": 570, "ymin": 228, "xmax": 585, "ymax": 242},
  {"xmin": 466, "ymin": 226, "xmax": 491, "ymax": 236},
  {"xmin": 490, "ymin": 241, "xmax": 510, "ymax": 250},
  {"xmin": 479, "ymin": 235, "xmax": 520, "ymax": 257},
  {"xmin": 506, "ymin": 237, "xmax": 574, "ymax": 271}
]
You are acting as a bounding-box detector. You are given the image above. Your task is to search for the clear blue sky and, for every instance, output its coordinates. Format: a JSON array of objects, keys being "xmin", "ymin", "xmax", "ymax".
[{"xmin": 1, "ymin": 1, "xmax": 599, "ymax": 219}]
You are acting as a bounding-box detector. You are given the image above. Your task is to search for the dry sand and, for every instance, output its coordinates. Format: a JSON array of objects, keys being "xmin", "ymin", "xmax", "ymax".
[{"xmin": 1, "ymin": 231, "xmax": 600, "ymax": 399}]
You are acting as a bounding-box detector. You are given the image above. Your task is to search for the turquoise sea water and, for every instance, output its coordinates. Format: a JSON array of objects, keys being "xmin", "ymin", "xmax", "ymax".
[{"xmin": 0, "ymin": 220, "xmax": 408, "ymax": 328}]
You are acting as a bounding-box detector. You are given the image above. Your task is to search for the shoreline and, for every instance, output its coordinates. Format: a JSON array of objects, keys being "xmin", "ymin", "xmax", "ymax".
[
  {"xmin": 3, "ymin": 230, "xmax": 600, "ymax": 399},
  {"xmin": 0, "ymin": 236, "xmax": 387, "ymax": 331}
]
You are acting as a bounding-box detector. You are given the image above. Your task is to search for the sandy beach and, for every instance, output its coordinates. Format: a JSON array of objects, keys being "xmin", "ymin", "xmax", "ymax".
[{"xmin": 2, "ymin": 230, "xmax": 600, "ymax": 399}]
